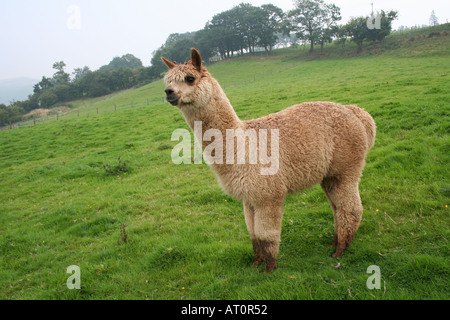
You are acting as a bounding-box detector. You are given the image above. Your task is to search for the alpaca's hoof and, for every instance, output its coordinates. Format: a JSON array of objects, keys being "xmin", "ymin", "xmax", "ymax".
[
  {"xmin": 252, "ymin": 260, "xmax": 263, "ymax": 267},
  {"xmin": 264, "ymin": 261, "xmax": 277, "ymax": 273},
  {"xmin": 331, "ymin": 252, "xmax": 341, "ymax": 258},
  {"xmin": 331, "ymin": 243, "xmax": 346, "ymax": 258}
]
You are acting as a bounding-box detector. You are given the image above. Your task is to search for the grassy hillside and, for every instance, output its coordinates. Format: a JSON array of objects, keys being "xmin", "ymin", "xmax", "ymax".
[{"xmin": 0, "ymin": 26, "xmax": 449, "ymax": 300}]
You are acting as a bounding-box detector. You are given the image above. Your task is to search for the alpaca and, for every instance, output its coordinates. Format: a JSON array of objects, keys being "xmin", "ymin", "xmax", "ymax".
[{"xmin": 162, "ymin": 49, "xmax": 376, "ymax": 273}]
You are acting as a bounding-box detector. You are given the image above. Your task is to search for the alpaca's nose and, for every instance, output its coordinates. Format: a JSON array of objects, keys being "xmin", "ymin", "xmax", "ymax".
[
  {"xmin": 165, "ymin": 86, "xmax": 179, "ymax": 106},
  {"xmin": 165, "ymin": 87, "xmax": 174, "ymax": 96}
]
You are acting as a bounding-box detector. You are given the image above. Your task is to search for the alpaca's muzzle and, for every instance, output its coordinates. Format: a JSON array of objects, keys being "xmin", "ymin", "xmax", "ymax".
[{"xmin": 165, "ymin": 87, "xmax": 179, "ymax": 106}]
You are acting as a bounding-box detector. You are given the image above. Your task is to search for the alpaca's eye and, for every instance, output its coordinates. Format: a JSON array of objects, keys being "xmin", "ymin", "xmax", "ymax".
[{"xmin": 185, "ymin": 76, "xmax": 195, "ymax": 84}]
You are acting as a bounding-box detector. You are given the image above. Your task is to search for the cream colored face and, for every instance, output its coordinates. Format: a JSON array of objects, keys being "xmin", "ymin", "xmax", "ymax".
[
  {"xmin": 164, "ymin": 68, "xmax": 199, "ymax": 107},
  {"xmin": 162, "ymin": 49, "xmax": 213, "ymax": 108},
  {"xmin": 163, "ymin": 64, "xmax": 213, "ymax": 108}
]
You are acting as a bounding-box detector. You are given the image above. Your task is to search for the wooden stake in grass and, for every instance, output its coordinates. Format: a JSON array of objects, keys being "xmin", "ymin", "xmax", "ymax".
[{"xmin": 118, "ymin": 223, "xmax": 128, "ymax": 245}]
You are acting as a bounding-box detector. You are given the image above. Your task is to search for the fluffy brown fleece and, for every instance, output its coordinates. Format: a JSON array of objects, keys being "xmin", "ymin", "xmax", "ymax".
[{"xmin": 162, "ymin": 49, "xmax": 376, "ymax": 273}]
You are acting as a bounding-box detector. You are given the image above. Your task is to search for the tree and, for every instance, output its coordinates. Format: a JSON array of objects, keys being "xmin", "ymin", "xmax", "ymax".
[
  {"xmin": 208, "ymin": 7, "xmax": 243, "ymax": 58},
  {"xmin": 346, "ymin": 10, "xmax": 398, "ymax": 53},
  {"xmin": 317, "ymin": 3, "xmax": 341, "ymax": 52},
  {"xmin": 120, "ymin": 54, "xmax": 143, "ymax": 69},
  {"xmin": 204, "ymin": 3, "xmax": 286, "ymax": 57},
  {"xmin": 39, "ymin": 90, "xmax": 58, "ymax": 108},
  {"xmin": 150, "ymin": 46, "xmax": 172, "ymax": 78},
  {"xmin": 258, "ymin": 4, "xmax": 285, "ymax": 54},
  {"xmin": 149, "ymin": 32, "xmax": 198, "ymax": 78},
  {"xmin": 12, "ymin": 95, "xmax": 39, "ymax": 113},
  {"xmin": 194, "ymin": 28, "xmax": 217, "ymax": 61},
  {"xmin": 365, "ymin": 10, "xmax": 398, "ymax": 42},
  {"xmin": 289, "ymin": 0, "xmax": 341, "ymax": 53},
  {"xmin": 336, "ymin": 24, "xmax": 350, "ymax": 50},
  {"xmin": 318, "ymin": 25, "xmax": 338, "ymax": 52},
  {"xmin": 87, "ymin": 79, "xmax": 110, "ymax": 98},
  {"xmin": 33, "ymin": 76, "xmax": 53, "ymax": 95},
  {"xmin": 51, "ymin": 84, "xmax": 75, "ymax": 102},
  {"xmin": 52, "ymin": 61, "xmax": 70, "ymax": 84},
  {"xmin": 235, "ymin": 3, "xmax": 260, "ymax": 54},
  {"xmin": 101, "ymin": 54, "xmax": 143, "ymax": 71},
  {"xmin": 346, "ymin": 16, "xmax": 369, "ymax": 52},
  {"xmin": 0, "ymin": 104, "xmax": 25, "ymax": 124},
  {"xmin": 72, "ymin": 66, "xmax": 91, "ymax": 81},
  {"xmin": 429, "ymin": 11, "xmax": 439, "ymax": 26},
  {"xmin": 165, "ymin": 37, "xmax": 197, "ymax": 63},
  {"xmin": 0, "ymin": 104, "xmax": 8, "ymax": 126}
]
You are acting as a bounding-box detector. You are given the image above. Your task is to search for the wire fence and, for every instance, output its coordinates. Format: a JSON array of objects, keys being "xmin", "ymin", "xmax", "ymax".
[{"xmin": 1, "ymin": 95, "xmax": 167, "ymax": 131}]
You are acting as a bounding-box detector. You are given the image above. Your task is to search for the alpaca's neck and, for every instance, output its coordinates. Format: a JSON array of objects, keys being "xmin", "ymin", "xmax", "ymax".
[
  {"xmin": 181, "ymin": 80, "xmax": 248, "ymax": 177},
  {"xmin": 182, "ymin": 80, "xmax": 242, "ymax": 137}
]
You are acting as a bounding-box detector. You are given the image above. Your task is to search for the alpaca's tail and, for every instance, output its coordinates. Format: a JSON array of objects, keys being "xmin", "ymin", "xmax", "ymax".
[{"xmin": 346, "ymin": 105, "xmax": 376, "ymax": 149}]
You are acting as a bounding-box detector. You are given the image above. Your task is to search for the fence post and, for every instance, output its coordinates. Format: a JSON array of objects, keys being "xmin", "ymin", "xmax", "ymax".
[
  {"xmin": 96, "ymin": 108, "xmax": 98, "ymax": 114},
  {"xmin": 57, "ymin": 113, "xmax": 59, "ymax": 120},
  {"xmin": 114, "ymin": 104, "xmax": 117, "ymax": 111}
]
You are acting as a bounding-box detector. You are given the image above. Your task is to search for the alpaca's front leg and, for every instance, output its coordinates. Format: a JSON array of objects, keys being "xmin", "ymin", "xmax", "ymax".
[
  {"xmin": 244, "ymin": 202, "xmax": 263, "ymax": 266},
  {"xmin": 253, "ymin": 203, "xmax": 284, "ymax": 273}
]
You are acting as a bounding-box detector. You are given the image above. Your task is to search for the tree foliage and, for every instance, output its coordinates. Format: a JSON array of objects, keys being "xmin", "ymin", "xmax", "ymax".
[
  {"xmin": 100, "ymin": 54, "xmax": 143, "ymax": 71},
  {"xmin": 429, "ymin": 11, "xmax": 439, "ymax": 26},
  {"xmin": 0, "ymin": 103, "xmax": 25, "ymax": 126},
  {"xmin": 346, "ymin": 10, "xmax": 398, "ymax": 52},
  {"xmin": 151, "ymin": 3, "xmax": 286, "ymax": 64},
  {"xmin": 288, "ymin": 0, "xmax": 341, "ymax": 52}
]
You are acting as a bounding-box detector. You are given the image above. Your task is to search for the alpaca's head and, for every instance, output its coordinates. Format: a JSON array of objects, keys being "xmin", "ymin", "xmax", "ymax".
[{"xmin": 162, "ymin": 48, "xmax": 214, "ymax": 109}]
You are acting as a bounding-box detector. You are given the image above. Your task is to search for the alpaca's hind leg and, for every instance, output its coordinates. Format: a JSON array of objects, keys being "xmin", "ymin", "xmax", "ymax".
[
  {"xmin": 244, "ymin": 202, "xmax": 263, "ymax": 266},
  {"xmin": 321, "ymin": 178, "xmax": 338, "ymax": 247},
  {"xmin": 253, "ymin": 203, "xmax": 284, "ymax": 273},
  {"xmin": 324, "ymin": 178, "xmax": 363, "ymax": 258}
]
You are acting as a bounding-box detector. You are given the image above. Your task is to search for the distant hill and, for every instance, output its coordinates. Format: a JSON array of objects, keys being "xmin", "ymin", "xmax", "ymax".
[{"xmin": 0, "ymin": 78, "xmax": 37, "ymax": 105}]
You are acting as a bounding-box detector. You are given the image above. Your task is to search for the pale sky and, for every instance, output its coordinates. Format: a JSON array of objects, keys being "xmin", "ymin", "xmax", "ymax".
[{"xmin": 0, "ymin": 0, "xmax": 449, "ymax": 81}]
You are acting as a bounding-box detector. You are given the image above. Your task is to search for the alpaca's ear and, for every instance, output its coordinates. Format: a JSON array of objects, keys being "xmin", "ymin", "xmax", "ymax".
[
  {"xmin": 191, "ymin": 48, "xmax": 202, "ymax": 72},
  {"xmin": 162, "ymin": 57, "xmax": 176, "ymax": 69}
]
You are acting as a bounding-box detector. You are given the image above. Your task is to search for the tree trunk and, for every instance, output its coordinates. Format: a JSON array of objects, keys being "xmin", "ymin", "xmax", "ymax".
[{"xmin": 357, "ymin": 42, "xmax": 363, "ymax": 53}]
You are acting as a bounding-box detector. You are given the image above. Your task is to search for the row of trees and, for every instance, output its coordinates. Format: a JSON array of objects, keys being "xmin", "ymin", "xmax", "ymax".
[
  {"xmin": 32, "ymin": 54, "xmax": 153, "ymax": 107},
  {"xmin": 0, "ymin": 55, "xmax": 156, "ymax": 125},
  {"xmin": 151, "ymin": 1, "xmax": 398, "ymax": 75},
  {"xmin": 2, "ymin": 1, "xmax": 399, "ymax": 126},
  {"xmin": 150, "ymin": 3, "xmax": 286, "ymax": 77}
]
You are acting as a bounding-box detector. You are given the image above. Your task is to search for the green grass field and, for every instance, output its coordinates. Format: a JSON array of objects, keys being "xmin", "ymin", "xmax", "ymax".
[{"xmin": 1, "ymin": 26, "xmax": 449, "ymax": 300}]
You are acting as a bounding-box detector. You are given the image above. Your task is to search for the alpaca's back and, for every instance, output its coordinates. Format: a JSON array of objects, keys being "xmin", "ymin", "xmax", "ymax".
[{"xmin": 242, "ymin": 101, "xmax": 375, "ymax": 192}]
